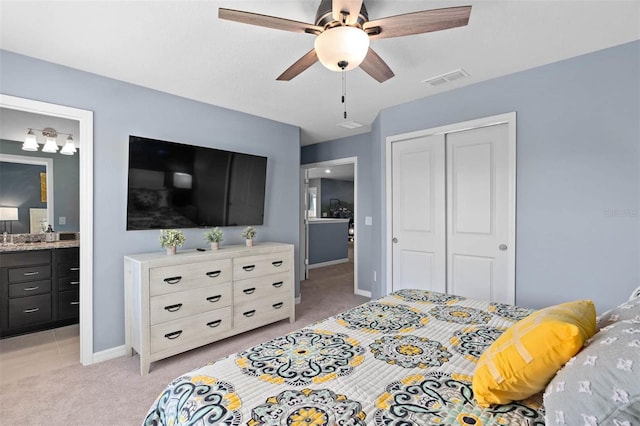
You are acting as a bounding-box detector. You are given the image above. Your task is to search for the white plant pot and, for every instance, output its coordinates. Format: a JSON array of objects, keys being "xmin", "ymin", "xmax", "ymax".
[
  {"xmin": 166, "ymin": 246, "xmax": 176, "ymax": 255},
  {"xmin": 246, "ymin": 239, "xmax": 253, "ymax": 247},
  {"xmin": 210, "ymin": 241, "xmax": 219, "ymax": 250}
]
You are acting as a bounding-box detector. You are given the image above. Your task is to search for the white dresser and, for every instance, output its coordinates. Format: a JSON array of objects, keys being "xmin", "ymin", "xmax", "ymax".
[{"xmin": 124, "ymin": 242, "xmax": 295, "ymax": 375}]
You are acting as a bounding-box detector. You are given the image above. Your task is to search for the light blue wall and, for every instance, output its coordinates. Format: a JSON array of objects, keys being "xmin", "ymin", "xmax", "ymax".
[
  {"xmin": 0, "ymin": 139, "xmax": 80, "ymax": 232},
  {"xmin": 302, "ymin": 132, "xmax": 374, "ymax": 293},
  {"xmin": 320, "ymin": 179, "xmax": 354, "ymax": 216},
  {"xmin": 303, "ymin": 40, "xmax": 640, "ymax": 313},
  {"xmin": 308, "ymin": 221, "xmax": 349, "ymax": 265},
  {"xmin": 1, "ymin": 50, "xmax": 300, "ymax": 352}
]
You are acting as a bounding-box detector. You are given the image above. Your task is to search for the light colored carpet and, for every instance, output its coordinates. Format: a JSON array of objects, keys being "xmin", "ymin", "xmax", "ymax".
[{"xmin": 0, "ymin": 259, "xmax": 368, "ymax": 426}]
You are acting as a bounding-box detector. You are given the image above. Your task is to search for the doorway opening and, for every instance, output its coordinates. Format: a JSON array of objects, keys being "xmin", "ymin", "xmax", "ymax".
[
  {"xmin": 300, "ymin": 157, "xmax": 362, "ymax": 298},
  {"xmin": 0, "ymin": 94, "xmax": 94, "ymax": 367}
]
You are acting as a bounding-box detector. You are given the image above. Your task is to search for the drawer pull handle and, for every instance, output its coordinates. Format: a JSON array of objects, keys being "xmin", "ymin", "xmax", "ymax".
[
  {"xmin": 163, "ymin": 276, "xmax": 182, "ymax": 285},
  {"xmin": 23, "ymin": 307, "xmax": 40, "ymax": 314},
  {"xmin": 70, "ymin": 281, "xmax": 80, "ymax": 285},
  {"xmin": 207, "ymin": 320, "xmax": 222, "ymax": 328},
  {"xmin": 164, "ymin": 330, "xmax": 182, "ymax": 340},
  {"xmin": 243, "ymin": 288, "xmax": 256, "ymax": 295},
  {"xmin": 164, "ymin": 303, "xmax": 183, "ymax": 312},
  {"xmin": 242, "ymin": 265, "xmax": 255, "ymax": 272},
  {"xmin": 243, "ymin": 310, "xmax": 256, "ymax": 317},
  {"xmin": 70, "ymin": 267, "xmax": 80, "ymax": 271},
  {"xmin": 23, "ymin": 286, "xmax": 40, "ymax": 291},
  {"xmin": 23, "ymin": 271, "xmax": 39, "ymax": 276},
  {"xmin": 206, "ymin": 270, "xmax": 221, "ymax": 278},
  {"xmin": 272, "ymin": 302, "xmax": 284, "ymax": 309},
  {"xmin": 206, "ymin": 295, "xmax": 222, "ymax": 303},
  {"xmin": 272, "ymin": 260, "xmax": 283, "ymax": 267},
  {"xmin": 70, "ymin": 301, "xmax": 80, "ymax": 305},
  {"xmin": 272, "ymin": 281, "xmax": 284, "ymax": 288}
]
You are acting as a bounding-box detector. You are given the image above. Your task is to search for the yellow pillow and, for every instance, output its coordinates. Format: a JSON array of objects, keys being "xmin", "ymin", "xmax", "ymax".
[{"xmin": 472, "ymin": 299, "xmax": 596, "ymax": 407}]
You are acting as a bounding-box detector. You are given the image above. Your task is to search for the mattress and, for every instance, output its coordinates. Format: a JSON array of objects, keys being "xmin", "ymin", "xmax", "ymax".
[{"xmin": 144, "ymin": 289, "xmax": 546, "ymax": 425}]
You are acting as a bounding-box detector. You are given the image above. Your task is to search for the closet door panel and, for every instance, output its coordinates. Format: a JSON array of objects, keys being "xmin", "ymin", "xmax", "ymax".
[
  {"xmin": 446, "ymin": 124, "xmax": 511, "ymax": 303},
  {"xmin": 391, "ymin": 134, "xmax": 445, "ymax": 292}
]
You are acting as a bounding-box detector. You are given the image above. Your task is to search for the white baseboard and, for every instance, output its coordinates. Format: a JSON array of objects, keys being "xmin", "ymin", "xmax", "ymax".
[
  {"xmin": 308, "ymin": 258, "xmax": 349, "ymax": 269},
  {"xmin": 91, "ymin": 344, "xmax": 127, "ymax": 364},
  {"xmin": 355, "ymin": 289, "xmax": 372, "ymax": 298}
]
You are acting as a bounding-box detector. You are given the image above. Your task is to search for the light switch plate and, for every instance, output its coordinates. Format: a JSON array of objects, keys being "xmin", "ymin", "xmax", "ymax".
[
  {"xmin": 365, "ymin": 216, "xmax": 372, "ymax": 226},
  {"xmin": 59, "ymin": 216, "xmax": 66, "ymax": 225}
]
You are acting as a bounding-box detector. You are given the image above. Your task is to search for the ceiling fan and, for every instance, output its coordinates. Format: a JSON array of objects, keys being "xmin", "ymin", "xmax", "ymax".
[{"xmin": 219, "ymin": 0, "xmax": 471, "ymax": 83}]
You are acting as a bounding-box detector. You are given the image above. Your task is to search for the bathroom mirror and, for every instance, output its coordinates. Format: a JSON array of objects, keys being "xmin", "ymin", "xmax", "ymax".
[{"xmin": 0, "ymin": 108, "xmax": 79, "ymax": 233}]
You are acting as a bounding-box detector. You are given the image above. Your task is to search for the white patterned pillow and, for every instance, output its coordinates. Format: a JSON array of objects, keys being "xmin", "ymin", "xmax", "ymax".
[
  {"xmin": 597, "ymin": 297, "xmax": 640, "ymax": 330},
  {"xmin": 544, "ymin": 301, "xmax": 640, "ymax": 425}
]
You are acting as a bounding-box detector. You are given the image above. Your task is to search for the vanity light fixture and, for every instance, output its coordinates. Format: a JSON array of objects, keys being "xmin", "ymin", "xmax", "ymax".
[
  {"xmin": 22, "ymin": 129, "xmax": 39, "ymax": 151},
  {"xmin": 60, "ymin": 135, "xmax": 77, "ymax": 155},
  {"xmin": 22, "ymin": 127, "xmax": 77, "ymax": 155},
  {"xmin": 41, "ymin": 128, "xmax": 59, "ymax": 153}
]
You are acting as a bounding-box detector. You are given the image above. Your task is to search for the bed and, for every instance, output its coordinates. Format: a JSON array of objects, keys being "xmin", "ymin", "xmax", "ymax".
[{"xmin": 143, "ymin": 288, "xmax": 640, "ymax": 425}]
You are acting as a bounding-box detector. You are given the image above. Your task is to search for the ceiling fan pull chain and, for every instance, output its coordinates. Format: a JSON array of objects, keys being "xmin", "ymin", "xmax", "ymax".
[{"xmin": 340, "ymin": 61, "xmax": 348, "ymax": 119}]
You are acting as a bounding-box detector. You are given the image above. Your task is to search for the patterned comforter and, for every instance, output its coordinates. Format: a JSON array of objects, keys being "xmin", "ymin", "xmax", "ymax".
[{"xmin": 144, "ymin": 290, "xmax": 546, "ymax": 425}]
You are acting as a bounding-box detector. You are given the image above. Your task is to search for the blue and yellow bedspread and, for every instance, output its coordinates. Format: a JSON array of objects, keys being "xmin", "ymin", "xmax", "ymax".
[{"xmin": 144, "ymin": 289, "xmax": 545, "ymax": 425}]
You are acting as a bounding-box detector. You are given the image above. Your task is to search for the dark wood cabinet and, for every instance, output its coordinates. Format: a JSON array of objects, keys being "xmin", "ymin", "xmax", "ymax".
[{"xmin": 0, "ymin": 247, "xmax": 79, "ymax": 338}]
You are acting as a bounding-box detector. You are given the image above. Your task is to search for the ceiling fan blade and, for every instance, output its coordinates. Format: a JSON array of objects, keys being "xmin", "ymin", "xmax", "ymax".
[
  {"xmin": 219, "ymin": 8, "xmax": 322, "ymax": 35},
  {"xmin": 364, "ymin": 5, "xmax": 471, "ymax": 40},
  {"xmin": 359, "ymin": 48, "xmax": 394, "ymax": 83},
  {"xmin": 277, "ymin": 49, "xmax": 319, "ymax": 81},
  {"xmin": 332, "ymin": 0, "xmax": 364, "ymax": 25}
]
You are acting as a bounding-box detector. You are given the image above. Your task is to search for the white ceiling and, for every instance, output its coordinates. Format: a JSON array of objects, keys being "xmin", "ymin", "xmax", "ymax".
[
  {"xmin": 1, "ymin": 1, "xmax": 638, "ymax": 146},
  {"xmin": 308, "ymin": 163, "xmax": 354, "ymax": 180}
]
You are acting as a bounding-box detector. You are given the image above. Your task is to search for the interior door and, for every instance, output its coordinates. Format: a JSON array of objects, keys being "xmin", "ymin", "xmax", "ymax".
[
  {"xmin": 391, "ymin": 134, "xmax": 446, "ymax": 292},
  {"xmin": 303, "ymin": 170, "xmax": 310, "ymax": 280},
  {"xmin": 446, "ymin": 124, "xmax": 512, "ymax": 303}
]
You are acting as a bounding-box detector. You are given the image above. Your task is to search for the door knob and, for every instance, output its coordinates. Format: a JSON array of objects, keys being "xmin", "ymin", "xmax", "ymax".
[
  {"xmin": 392, "ymin": 238, "xmax": 398, "ymax": 244},
  {"xmin": 498, "ymin": 244, "xmax": 507, "ymax": 251}
]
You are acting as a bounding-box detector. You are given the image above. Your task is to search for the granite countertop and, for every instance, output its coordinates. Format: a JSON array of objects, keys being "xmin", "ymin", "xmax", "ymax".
[{"xmin": 0, "ymin": 240, "xmax": 80, "ymax": 253}]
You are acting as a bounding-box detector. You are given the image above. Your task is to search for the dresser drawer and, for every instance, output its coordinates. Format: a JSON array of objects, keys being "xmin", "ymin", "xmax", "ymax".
[
  {"xmin": 59, "ymin": 290, "xmax": 80, "ymax": 320},
  {"xmin": 233, "ymin": 293, "xmax": 291, "ymax": 329},
  {"xmin": 8, "ymin": 265, "xmax": 51, "ymax": 283},
  {"xmin": 150, "ymin": 307, "xmax": 232, "ymax": 354},
  {"xmin": 233, "ymin": 253, "xmax": 291, "ymax": 280},
  {"xmin": 59, "ymin": 276, "xmax": 81, "ymax": 291},
  {"xmin": 150, "ymin": 283, "xmax": 232, "ymax": 325},
  {"xmin": 149, "ymin": 259, "xmax": 232, "ymax": 296},
  {"xmin": 234, "ymin": 272, "xmax": 291, "ymax": 303},
  {"xmin": 8, "ymin": 294, "xmax": 52, "ymax": 328},
  {"xmin": 8, "ymin": 280, "xmax": 52, "ymax": 298},
  {"xmin": 58, "ymin": 262, "xmax": 80, "ymax": 278}
]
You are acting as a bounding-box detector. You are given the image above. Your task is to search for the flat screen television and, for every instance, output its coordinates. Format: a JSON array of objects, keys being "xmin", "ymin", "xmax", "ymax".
[{"xmin": 126, "ymin": 135, "xmax": 267, "ymax": 230}]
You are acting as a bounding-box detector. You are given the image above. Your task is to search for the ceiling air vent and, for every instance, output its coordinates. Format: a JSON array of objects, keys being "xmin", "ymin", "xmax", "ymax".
[
  {"xmin": 338, "ymin": 121, "xmax": 364, "ymax": 130},
  {"xmin": 422, "ymin": 68, "xmax": 470, "ymax": 88}
]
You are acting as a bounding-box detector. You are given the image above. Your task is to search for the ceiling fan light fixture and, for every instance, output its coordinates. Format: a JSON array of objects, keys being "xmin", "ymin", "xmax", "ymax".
[{"xmin": 314, "ymin": 26, "xmax": 369, "ymax": 72}]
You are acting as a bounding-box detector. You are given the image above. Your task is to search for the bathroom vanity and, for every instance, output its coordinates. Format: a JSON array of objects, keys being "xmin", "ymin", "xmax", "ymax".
[{"xmin": 0, "ymin": 241, "xmax": 80, "ymax": 338}]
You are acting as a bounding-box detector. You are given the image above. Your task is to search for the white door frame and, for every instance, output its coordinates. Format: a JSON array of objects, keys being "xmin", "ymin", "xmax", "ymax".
[
  {"xmin": 385, "ymin": 112, "xmax": 516, "ymax": 298},
  {"xmin": 0, "ymin": 94, "xmax": 94, "ymax": 365},
  {"xmin": 300, "ymin": 157, "xmax": 361, "ymax": 297}
]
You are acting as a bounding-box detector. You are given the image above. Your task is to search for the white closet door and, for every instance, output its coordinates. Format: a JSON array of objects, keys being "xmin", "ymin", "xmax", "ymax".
[
  {"xmin": 446, "ymin": 124, "xmax": 512, "ymax": 303},
  {"xmin": 391, "ymin": 134, "xmax": 446, "ymax": 292}
]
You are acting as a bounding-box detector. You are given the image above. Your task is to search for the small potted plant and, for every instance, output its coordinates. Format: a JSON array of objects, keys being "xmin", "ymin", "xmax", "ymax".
[
  {"xmin": 241, "ymin": 226, "xmax": 257, "ymax": 247},
  {"xmin": 204, "ymin": 227, "xmax": 224, "ymax": 250},
  {"xmin": 159, "ymin": 229, "xmax": 186, "ymax": 255}
]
